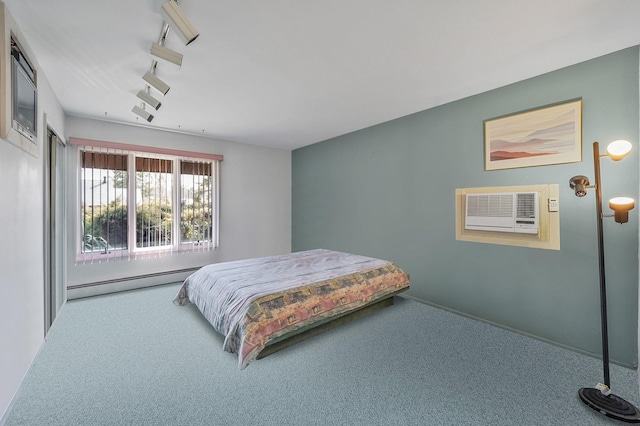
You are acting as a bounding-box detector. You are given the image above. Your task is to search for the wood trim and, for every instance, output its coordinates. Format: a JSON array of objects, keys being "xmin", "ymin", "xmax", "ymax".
[
  {"xmin": 455, "ymin": 184, "xmax": 560, "ymax": 250},
  {"xmin": 0, "ymin": 5, "xmax": 40, "ymax": 157}
]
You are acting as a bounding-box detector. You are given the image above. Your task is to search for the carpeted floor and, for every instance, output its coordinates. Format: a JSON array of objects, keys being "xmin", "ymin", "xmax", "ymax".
[{"xmin": 4, "ymin": 283, "xmax": 639, "ymax": 425}]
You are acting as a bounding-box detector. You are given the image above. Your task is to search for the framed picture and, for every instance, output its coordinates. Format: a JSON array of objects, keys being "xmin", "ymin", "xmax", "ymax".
[{"xmin": 484, "ymin": 99, "xmax": 582, "ymax": 171}]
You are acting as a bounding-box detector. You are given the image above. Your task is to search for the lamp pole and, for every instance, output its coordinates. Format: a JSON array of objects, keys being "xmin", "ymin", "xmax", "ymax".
[
  {"xmin": 592, "ymin": 141, "xmax": 610, "ymax": 387},
  {"xmin": 573, "ymin": 141, "xmax": 640, "ymax": 423}
]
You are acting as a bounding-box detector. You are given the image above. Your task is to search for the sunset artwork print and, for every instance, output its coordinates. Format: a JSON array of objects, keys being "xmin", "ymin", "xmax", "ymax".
[{"xmin": 484, "ymin": 100, "xmax": 582, "ymax": 170}]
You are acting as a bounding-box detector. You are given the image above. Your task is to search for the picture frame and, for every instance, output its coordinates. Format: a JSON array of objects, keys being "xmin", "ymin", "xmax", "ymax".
[{"xmin": 484, "ymin": 99, "xmax": 582, "ymax": 171}]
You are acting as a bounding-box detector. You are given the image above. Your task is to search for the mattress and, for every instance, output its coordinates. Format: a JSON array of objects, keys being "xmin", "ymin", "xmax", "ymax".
[{"xmin": 174, "ymin": 249, "xmax": 410, "ymax": 368}]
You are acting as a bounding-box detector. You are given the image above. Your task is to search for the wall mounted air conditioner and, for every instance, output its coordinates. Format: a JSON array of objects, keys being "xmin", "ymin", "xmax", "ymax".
[{"xmin": 465, "ymin": 192, "xmax": 539, "ymax": 234}]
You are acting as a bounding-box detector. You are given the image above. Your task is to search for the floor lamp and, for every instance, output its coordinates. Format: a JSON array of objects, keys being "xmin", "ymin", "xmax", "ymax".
[{"xmin": 569, "ymin": 140, "xmax": 640, "ymax": 423}]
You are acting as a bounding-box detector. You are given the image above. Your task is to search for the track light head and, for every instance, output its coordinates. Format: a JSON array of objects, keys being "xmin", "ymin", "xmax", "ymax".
[
  {"xmin": 142, "ymin": 71, "xmax": 170, "ymax": 95},
  {"xmin": 150, "ymin": 42, "xmax": 183, "ymax": 67},
  {"xmin": 136, "ymin": 90, "xmax": 162, "ymax": 110},
  {"xmin": 132, "ymin": 105, "xmax": 154, "ymax": 122},
  {"xmin": 159, "ymin": 0, "xmax": 199, "ymax": 46}
]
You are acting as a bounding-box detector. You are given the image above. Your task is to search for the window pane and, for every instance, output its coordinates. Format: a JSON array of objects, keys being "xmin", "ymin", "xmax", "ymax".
[
  {"xmin": 80, "ymin": 152, "xmax": 128, "ymax": 254},
  {"xmin": 135, "ymin": 157, "xmax": 173, "ymax": 248},
  {"xmin": 14, "ymin": 65, "xmax": 36, "ymax": 133},
  {"xmin": 11, "ymin": 38, "xmax": 37, "ymax": 138},
  {"xmin": 180, "ymin": 161, "xmax": 213, "ymax": 244}
]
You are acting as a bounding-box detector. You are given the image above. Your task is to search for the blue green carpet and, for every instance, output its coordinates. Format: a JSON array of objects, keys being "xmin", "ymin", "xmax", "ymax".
[{"xmin": 4, "ymin": 283, "xmax": 638, "ymax": 425}]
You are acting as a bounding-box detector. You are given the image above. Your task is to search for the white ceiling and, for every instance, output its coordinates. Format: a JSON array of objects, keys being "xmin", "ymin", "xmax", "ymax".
[{"xmin": 4, "ymin": 0, "xmax": 640, "ymax": 150}]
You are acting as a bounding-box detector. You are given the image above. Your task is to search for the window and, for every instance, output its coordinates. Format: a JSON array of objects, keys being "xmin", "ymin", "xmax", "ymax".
[
  {"xmin": 81, "ymin": 151, "xmax": 128, "ymax": 256},
  {"xmin": 76, "ymin": 141, "xmax": 221, "ymax": 262},
  {"xmin": 135, "ymin": 157, "xmax": 173, "ymax": 249},
  {"xmin": 11, "ymin": 36, "xmax": 37, "ymax": 141},
  {"xmin": 180, "ymin": 161, "xmax": 214, "ymax": 245}
]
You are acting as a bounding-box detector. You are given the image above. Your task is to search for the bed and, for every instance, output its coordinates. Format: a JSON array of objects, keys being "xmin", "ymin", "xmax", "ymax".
[{"xmin": 173, "ymin": 249, "xmax": 410, "ymax": 368}]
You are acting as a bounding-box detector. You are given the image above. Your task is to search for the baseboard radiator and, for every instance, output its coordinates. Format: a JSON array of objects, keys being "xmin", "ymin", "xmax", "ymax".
[{"xmin": 67, "ymin": 267, "xmax": 202, "ymax": 300}]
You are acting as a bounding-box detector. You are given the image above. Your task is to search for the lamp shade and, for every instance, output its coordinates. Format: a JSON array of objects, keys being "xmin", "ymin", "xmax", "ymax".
[
  {"xmin": 609, "ymin": 196, "xmax": 635, "ymax": 223},
  {"xmin": 606, "ymin": 140, "xmax": 632, "ymax": 161}
]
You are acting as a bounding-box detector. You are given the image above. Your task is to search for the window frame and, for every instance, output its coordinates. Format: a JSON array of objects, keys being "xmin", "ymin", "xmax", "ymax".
[
  {"xmin": 72, "ymin": 138, "xmax": 222, "ymax": 262},
  {"xmin": 132, "ymin": 154, "xmax": 176, "ymax": 253},
  {"xmin": 0, "ymin": 14, "xmax": 41, "ymax": 157},
  {"xmin": 10, "ymin": 35, "xmax": 37, "ymax": 141}
]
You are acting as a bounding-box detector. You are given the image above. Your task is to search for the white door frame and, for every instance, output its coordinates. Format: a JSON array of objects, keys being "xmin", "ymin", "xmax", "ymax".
[{"xmin": 43, "ymin": 125, "xmax": 66, "ymax": 334}]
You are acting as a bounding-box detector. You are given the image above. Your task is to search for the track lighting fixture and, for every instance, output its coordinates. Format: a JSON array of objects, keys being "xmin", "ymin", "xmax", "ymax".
[
  {"xmin": 136, "ymin": 90, "xmax": 162, "ymax": 110},
  {"xmin": 150, "ymin": 42, "xmax": 183, "ymax": 67},
  {"xmin": 142, "ymin": 71, "xmax": 170, "ymax": 95},
  {"xmin": 159, "ymin": 0, "xmax": 199, "ymax": 46},
  {"xmin": 132, "ymin": 105, "xmax": 154, "ymax": 122},
  {"xmin": 130, "ymin": 1, "xmax": 198, "ymax": 125}
]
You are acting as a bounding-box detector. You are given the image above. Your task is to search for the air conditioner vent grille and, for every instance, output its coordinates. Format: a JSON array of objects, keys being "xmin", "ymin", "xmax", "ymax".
[
  {"xmin": 466, "ymin": 194, "xmax": 513, "ymax": 217},
  {"xmin": 465, "ymin": 191, "xmax": 539, "ymax": 234},
  {"xmin": 517, "ymin": 193, "xmax": 536, "ymax": 218}
]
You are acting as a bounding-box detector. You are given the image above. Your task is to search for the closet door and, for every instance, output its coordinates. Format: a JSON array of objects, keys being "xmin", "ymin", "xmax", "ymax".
[{"xmin": 44, "ymin": 129, "xmax": 66, "ymax": 334}]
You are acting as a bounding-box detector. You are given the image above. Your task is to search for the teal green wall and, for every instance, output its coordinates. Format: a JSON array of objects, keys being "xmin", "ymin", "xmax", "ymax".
[{"xmin": 292, "ymin": 47, "xmax": 639, "ymax": 367}]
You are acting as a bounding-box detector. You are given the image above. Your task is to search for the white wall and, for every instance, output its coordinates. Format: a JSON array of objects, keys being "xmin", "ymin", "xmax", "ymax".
[
  {"xmin": 64, "ymin": 117, "xmax": 292, "ymax": 297},
  {"xmin": 0, "ymin": 69, "xmax": 66, "ymax": 423},
  {"xmin": 1, "ymin": 98, "xmax": 291, "ymax": 421}
]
